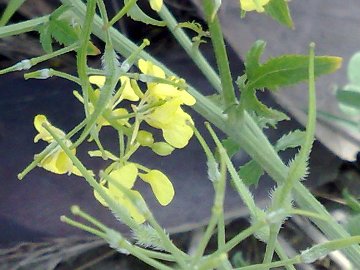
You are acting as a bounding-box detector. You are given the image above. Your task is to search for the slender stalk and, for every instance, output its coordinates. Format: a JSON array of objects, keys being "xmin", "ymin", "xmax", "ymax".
[
  {"xmin": 158, "ymin": 6, "xmax": 221, "ymax": 93},
  {"xmin": 202, "ymin": 0, "xmax": 237, "ymax": 109},
  {"xmin": 235, "ymin": 256, "xmax": 301, "ymax": 270},
  {"xmin": 60, "ymin": 216, "xmax": 107, "ymax": 239}
]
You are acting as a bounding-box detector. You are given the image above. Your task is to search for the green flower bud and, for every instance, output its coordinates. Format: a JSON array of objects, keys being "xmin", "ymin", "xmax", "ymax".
[
  {"xmin": 136, "ymin": 130, "xmax": 154, "ymax": 147},
  {"xmin": 151, "ymin": 142, "xmax": 174, "ymax": 156}
]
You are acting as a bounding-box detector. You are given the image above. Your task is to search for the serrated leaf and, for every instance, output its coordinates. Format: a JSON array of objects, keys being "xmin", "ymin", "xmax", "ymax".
[
  {"xmin": 247, "ymin": 54, "xmax": 342, "ymax": 90},
  {"xmin": 336, "ymin": 89, "xmax": 360, "ymax": 111},
  {"xmin": 241, "ymin": 89, "xmax": 289, "ymax": 127},
  {"xmin": 275, "ymin": 130, "xmax": 306, "ymax": 152},
  {"xmin": 39, "ymin": 16, "xmax": 99, "ymax": 56},
  {"xmin": 38, "ymin": 24, "xmax": 53, "ymax": 53},
  {"xmin": 48, "ymin": 19, "xmax": 78, "ymax": 47},
  {"xmin": 245, "ymin": 40, "xmax": 266, "ymax": 77},
  {"xmin": 125, "ymin": 0, "xmax": 166, "ymax": 27},
  {"xmin": 238, "ymin": 160, "xmax": 264, "ymax": 187},
  {"xmin": 348, "ymin": 51, "xmax": 360, "ymax": 85},
  {"xmin": 264, "ymin": 0, "xmax": 293, "ymax": 29}
]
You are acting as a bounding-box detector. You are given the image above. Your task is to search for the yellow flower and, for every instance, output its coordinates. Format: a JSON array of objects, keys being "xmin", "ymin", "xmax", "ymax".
[
  {"xmin": 138, "ymin": 59, "xmax": 196, "ymax": 106},
  {"xmin": 94, "ymin": 163, "xmax": 174, "ymax": 223},
  {"xmin": 144, "ymin": 99, "xmax": 194, "ymax": 148},
  {"xmin": 240, "ymin": 0, "xmax": 270, "ymax": 12},
  {"xmin": 149, "ymin": 0, "xmax": 163, "ymax": 12},
  {"xmin": 34, "ymin": 115, "xmax": 81, "ymax": 176},
  {"xmin": 137, "ymin": 59, "xmax": 196, "ymax": 148}
]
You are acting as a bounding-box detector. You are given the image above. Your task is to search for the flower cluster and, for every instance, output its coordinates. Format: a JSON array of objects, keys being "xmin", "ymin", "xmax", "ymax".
[{"xmin": 33, "ymin": 58, "xmax": 196, "ymax": 224}]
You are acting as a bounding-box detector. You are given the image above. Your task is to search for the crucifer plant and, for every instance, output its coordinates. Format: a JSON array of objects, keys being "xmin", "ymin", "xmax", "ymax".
[{"xmin": 1, "ymin": 0, "xmax": 360, "ymax": 269}]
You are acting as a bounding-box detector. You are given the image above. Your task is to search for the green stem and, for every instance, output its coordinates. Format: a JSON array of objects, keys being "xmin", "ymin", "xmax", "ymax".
[
  {"xmin": 262, "ymin": 224, "xmax": 281, "ymax": 265},
  {"xmin": 0, "ymin": 15, "xmax": 49, "ymax": 38},
  {"xmin": 60, "ymin": 215, "xmax": 107, "ymax": 239},
  {"xmin": 202, "ymin": 0, "xmax": 237, "ymax": 109},
  {"xmin": 76, "ymin": 0, "xmax": 96, "ymax": 119},
  {"xmin": 200, "ymin": 220, "xmax": 266, "ymax": 267},
  {"xmin": 108, "ymin": 0, "xmax": 137, "ymax": 28},
  {"xmin": 145, "ymin": 211, "xmax": 189, "ymax": 269},
  {"xmin": 158, "ymin": 6, "xmax": 221, "ymax": 93},
  {"xmin": 235, "ymin": 256, "xmax": 301, "ymax": 270}
]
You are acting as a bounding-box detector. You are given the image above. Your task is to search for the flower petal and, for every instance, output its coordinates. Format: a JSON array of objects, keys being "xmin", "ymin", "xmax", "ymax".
[
  {"xmin": 89, "ymin": 75, "xmax": 106, "ymax": 87},
  {"xmin": 145, "ymin": 99, "xmax": 181, "ymax": 128},
  {"xmin": 40, "ymin": 147, "xmax": 75, "ymax": 174},
  {"xmin": 34, "ymin": 115, "xmax": 64, "ymax": 143},
  {"xmin": 108, "ymin": 163, "xmax": 138, "ymax": 190},
  {"xmin": 240, "ymin": 0, "xmax": 270, "ymax": 12},
  {"xmin": 139, "ymin": 170, "xmax": 174, "ymax": 206},
  {"xmin": 162, "ymin": 109, "xmax": 194, "ymax": 148},
  {"xmin": 138, "ymin": 59, "xmax": 165, "ymax": 79},
  {"xmin": 119, "ymin": 76, "xmax": 140, "ymax": 101}
]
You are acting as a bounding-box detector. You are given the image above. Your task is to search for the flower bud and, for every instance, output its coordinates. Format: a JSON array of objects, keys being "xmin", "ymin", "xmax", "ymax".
[
  {"xmin": 136, "ymin": 130, "xmax": 154, "ymax": 147},
  {"xmin": 151, "ymin": 142, "xmax": 174, "ymax": 156}
]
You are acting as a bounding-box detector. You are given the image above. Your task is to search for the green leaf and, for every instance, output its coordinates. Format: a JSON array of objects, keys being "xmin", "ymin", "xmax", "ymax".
[
  {"xmin": 125, "ymin": 0, "xmax": 166, "ymax": 26},
  {"xmin": 336, "ymin": 89, "xmax": 360, "ymax": 111},
  {"xmin": 221, "ymin": 138, "xmax": 241, "ymax": 159},
  {"xmin": 244, "ymin": 40, "xmax": 266, "ymax": 78},
  {"xmin": 38, "ymin": 14, "xmax": 100, "ymax": 55},
  {"xmin": 247, "ymin": 54, "xmax": 342, "ymax": 90},
  {"xmin": 238, "ymin": 160, "xmax": 264, "ymax": 187},
  {"xmin": 48, "ymin": 19, "xmax": 78, "ymax": 47},
  {"xmin": 38, "ymin": 23, "xmax": 53, "ymax": 53},
  {"xmin": 0, "ymin": 0, "xmax": 26, "ymax": 26},
  {"xmin": 275, "ymin": 130, "xmax": 306, "ymax": 152},
  {"xmin": 241, "ymin": 89, "xmax": 289, "ymax": 127},
  {"xmin": 264, "ymin": 0, "xmax": 293, "ymax": 29},
  {"xmin": 348, "ymin": 51, "xmax": 360, "ymax": 85}
]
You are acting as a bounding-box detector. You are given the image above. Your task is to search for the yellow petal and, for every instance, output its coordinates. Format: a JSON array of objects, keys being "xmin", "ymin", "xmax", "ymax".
[
  {"xmin": 139, "ymin": 170, "xmax": 174, "ymax": 206},
  {"xmin": 94, "ymin": 186, "xmax": 109, "ymax": 206},
  {"xmin": 108, "ymin": 163, "xmax": 138, "ymax": 190},
  {"xmin": 121, "ymin": 190, "xmax": 146, "ymax": 224},
  {"xmin": 162, "ymin": 109, "xmax": 194, "ymax": 148},
  {"xmin": 149, "ymin": 0, "xmax": 163, "ymax": 12},
  {"xmin": 34, "ymin": 115, "xmax": 65, "ymax": 143},
  {"xmin": 40, "ymin": 147, "xmax": 75, "ymax": 174},
  {"xmin": 138, "ymin": 59, "xmax": 165, "ymax": 79},
  {"xmin": 145, "ymin": 99, "xmax": 181, "ymax": 128},
  {"xmin": 240, "ymin": 0, "xmax": 270, "ymax": 12},
  {"xmin": 119, "ymin": 76, "xmax": 140, "ymax": 101},
  {"xmin": 89, "ymin": 75, "xmax": 106, "ymax": 87}
]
